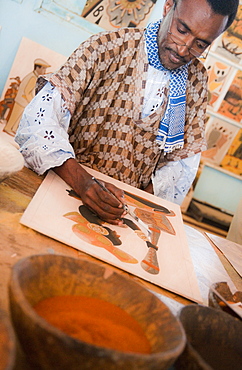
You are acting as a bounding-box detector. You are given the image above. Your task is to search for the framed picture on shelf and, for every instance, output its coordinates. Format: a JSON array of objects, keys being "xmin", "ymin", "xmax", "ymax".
[
  {"xmin": 205, "ymin": 56, "xmax": 234, "ymax": 110},
  {"xmin": 202, "ymin": 117, "xmax": 239, "ymax": 165},
  {"xmin": 220, "ymin": 128, "xmax": 242, "ymax": 176},
  {"xmin": 217, "ymin": 70, "xmax": 242, "ymax": 123}
]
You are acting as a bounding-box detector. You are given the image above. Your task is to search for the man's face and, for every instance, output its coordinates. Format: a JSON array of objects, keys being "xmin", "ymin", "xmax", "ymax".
[{"xmin": 157, "ymin": 0, "xmax": 228, "ymax": 70}]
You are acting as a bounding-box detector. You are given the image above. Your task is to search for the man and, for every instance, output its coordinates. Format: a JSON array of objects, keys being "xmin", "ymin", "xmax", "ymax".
[
  {"xmin": 4, "ymin": 58, "xmax": 50, "ymax": 136},
  {"xmin": 15, "ymin": 0, "xmax": 238, "ymax": 224}
]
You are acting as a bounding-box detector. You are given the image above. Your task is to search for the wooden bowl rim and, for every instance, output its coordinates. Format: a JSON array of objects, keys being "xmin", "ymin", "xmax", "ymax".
[
  {"xmin": 9, "ymin": 253, "xmax": 186, "ymax": 360},
  {"xmin": 179, "ymin": 303, "xmax": 242, "ymax": 324}
]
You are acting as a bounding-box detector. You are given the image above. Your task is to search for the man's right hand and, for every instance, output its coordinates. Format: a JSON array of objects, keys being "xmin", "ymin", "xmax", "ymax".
[{"xmin": 53, "ymin": 158, "xmax": 126, "ymax": 225}]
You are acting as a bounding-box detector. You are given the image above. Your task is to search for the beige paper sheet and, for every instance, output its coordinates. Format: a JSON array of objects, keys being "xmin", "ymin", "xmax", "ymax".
[
  {"xmin": 20, "ymin": 168, "xmax": 204, "ymax": 303},
  {"xmin": 206, "ymin": 233, "xmax": 242, "ymax": 277}
]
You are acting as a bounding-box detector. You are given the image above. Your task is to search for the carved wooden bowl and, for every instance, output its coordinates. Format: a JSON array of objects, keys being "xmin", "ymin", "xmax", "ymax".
[
  {"xmin": 0, "ymin": 308, "xmax": 16, "ymax": 370},
  {"xmin": 174, "ymin": 304, "xmax": 242, "ymax": 370},
  {"xmin": 9, "ymin": 254, "xmax": 186, "ymax": 370}
]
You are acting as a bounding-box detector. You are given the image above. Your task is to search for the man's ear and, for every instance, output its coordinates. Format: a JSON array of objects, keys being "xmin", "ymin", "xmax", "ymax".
[{"xmin": 163, "ymin": 0, "xmax": 175, "ymax": 17}]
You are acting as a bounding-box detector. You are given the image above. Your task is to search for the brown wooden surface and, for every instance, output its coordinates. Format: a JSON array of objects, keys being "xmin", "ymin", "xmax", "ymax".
[
  {"xmin": 0, "ymin": 167, "xmax": 241, "ymax": 369},
  {"xmin": 0, "ymin": 167, "xmax": 189, "ymax": 369},
  {"xmin": 1, "ymin": 167, "xmax": 242, "ymax": 313},
  {"xmin": 0, "ymin": 167, "xmax": 192, "ymax": 315}
]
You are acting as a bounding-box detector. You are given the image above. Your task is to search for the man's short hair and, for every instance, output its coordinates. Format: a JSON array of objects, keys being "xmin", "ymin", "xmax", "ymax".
[
  {"xmin": 176, "ymin": 0, "xmax": 239, "ymax": 30},
  {"xmin": 207, "ymin": 0, "xmax": 239, "ymax": 29}
]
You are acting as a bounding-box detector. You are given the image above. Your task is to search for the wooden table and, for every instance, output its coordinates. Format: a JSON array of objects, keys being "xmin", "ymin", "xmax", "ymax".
[
  {"xmin": 0, "ymin": 167, "xmax": 192, "ymax": 311},
  {"xmin": 0, "ymin": 167, "xmax": 241, "ymax": 368}
]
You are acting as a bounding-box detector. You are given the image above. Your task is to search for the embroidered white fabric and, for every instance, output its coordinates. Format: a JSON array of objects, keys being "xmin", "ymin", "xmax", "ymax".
[
  {"xmin": 142, "ymin": 65, "xmax": 170, "ymax": 118},
  {"xmin": 15, "ymin": 67, "xmax": 200, "ymax": 204},
  {"xmin": 152, "ymin": 153, "xmax": 201, "ymax": 205},
  {"xmin": 15, "ymin": 82, "xmax": 74, "ymax": 175}
]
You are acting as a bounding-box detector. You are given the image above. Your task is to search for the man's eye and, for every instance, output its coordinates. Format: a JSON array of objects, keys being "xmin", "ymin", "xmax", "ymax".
[
  {"xmin": 196, "ymin": 41, "xmax": 207, "ymax": 50},
  {"xmin": 177, "ymin": 27, "xmax": 187, "ymax": 35}
]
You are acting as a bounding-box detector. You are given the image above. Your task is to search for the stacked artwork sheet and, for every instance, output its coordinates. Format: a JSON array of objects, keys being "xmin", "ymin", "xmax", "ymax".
[{"xmin": 21, "ymin": 167, "xmax": 203, "ymax": 303}]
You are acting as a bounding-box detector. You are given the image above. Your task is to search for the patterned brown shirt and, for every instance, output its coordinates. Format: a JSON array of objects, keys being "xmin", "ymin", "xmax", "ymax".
[{"xmin": 38, "ymin": 27, "xmax": 208, "ymax": 189}]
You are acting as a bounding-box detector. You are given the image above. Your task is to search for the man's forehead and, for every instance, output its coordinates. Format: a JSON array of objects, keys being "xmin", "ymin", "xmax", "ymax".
[{"xmin": 174, "ymin": 0, "xmax": 228, "ymax": 39}]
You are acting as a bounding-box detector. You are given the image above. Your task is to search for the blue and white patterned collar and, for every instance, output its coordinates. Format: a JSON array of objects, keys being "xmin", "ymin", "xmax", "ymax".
[{"xmin": 145, "ymin": 19, "xmax": 189, "ymax": 153}]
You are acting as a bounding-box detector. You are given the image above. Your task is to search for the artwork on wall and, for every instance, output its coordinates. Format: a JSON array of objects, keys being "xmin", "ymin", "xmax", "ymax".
[
  {"xmin": 220, "ymin": 128, "xmax": 242, "ymax": 176},
  {"xmin": 211, "ymin": 3, "xmax": 242, "ymax": 64},
  {"xmin": 217, "ymin": 70, "xmax": 242, "ymax": 123},
  {"xmin": 202, "ymin": 117, "xmax": 239, "ymax": 165},
  {"xmin": 0, "ymin": 37, "xmax": 67, "ymax": 136},
  {"xmin": 202, "ymin": 2, "xmax": 242, "ymax": 179},
  {"xmin": 81, "ymin": 0, "xmax": 157, "ymax": 29},
  {"xmin": 205, "ymin": 56, "xmax": 233, "ymax": 110},
  {"xmin": 34, "ymin": 0, "xmax": 160, "ymax": 33},
  {"xmin": 20, "ymin": 167, "xmax": 203, "ymax": 303}
]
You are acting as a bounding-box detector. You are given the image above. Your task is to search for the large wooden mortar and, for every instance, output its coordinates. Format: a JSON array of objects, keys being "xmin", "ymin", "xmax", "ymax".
[
  {"xmin": 174, "ymin": 304, "xmax": 242, "ymax": 369},
  {"xmin": 9, "ymin": 254, "xmax": 186, "ymax": 370}
]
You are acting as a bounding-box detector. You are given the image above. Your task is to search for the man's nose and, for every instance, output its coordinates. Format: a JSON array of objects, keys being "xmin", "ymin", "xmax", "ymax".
[{"xmin": 177, "ymin": 38, "xmax": 194, "ymax": 57}]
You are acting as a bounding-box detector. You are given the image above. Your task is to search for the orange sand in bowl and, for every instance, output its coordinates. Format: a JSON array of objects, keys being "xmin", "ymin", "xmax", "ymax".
[{"xmin": 34, "ymin": 295, "xmax": 151, "ymax": 354}]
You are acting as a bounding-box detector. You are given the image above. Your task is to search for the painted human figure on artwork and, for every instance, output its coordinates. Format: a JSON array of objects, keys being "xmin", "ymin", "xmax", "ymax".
[
  {"xmin": 3, "ymin": 58, "xmax": 51, "ymax": 136},
  {"xmin": 65, "ymin": 189, "xmax": 176, "ymax": 275},
  {"xmin": 0, "ymin": 77, "xmax": 21, "ymax": 121}
]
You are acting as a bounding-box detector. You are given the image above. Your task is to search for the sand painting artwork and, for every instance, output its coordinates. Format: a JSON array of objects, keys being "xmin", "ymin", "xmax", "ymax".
[
  {"xmin": 202, "ymin": 117, "xmax": 239, "ymax": 165},
  {"xmin": 205, "ymin": 56, "xmax": 233, "ymax": 110},
  {"xmin": 220, "ymin": 128, "xmax": 242, "ymax": 176},
  {"xmin": 217, "ymin": 70, "xmax": 242, "ymax": 123},
  {"xmin": 65, "ymin": 189, "xmax": 176, "ymax": 275},
  {"xmin": 81, "ymin": 0, "xmax": 157, "ymax": 30},
  {"xmin": 20, "ymin": 167, "xmax": 202, "ymax": 303}
]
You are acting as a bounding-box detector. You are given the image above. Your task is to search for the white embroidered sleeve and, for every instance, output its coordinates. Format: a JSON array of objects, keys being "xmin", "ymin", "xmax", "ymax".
[
  {"xmin": 15, "ymin": 82, "xmax": 74, "ymax": 175},
  {"xmin": 152, "ymin": 153, "xmax": 201, "ymax": 205}
]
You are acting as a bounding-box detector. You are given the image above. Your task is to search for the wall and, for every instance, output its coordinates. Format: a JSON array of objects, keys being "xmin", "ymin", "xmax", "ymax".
[
  {"xmin": 0, "ymin": 0, "xmax": 165, "ymax": 96},
  {"xmin": 193, "ymin": 164, "xmax": 242, "ymax": 215},
  {"xmin": 0, "ymin": 0, "xmax": 93, "ymax": 96}
]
